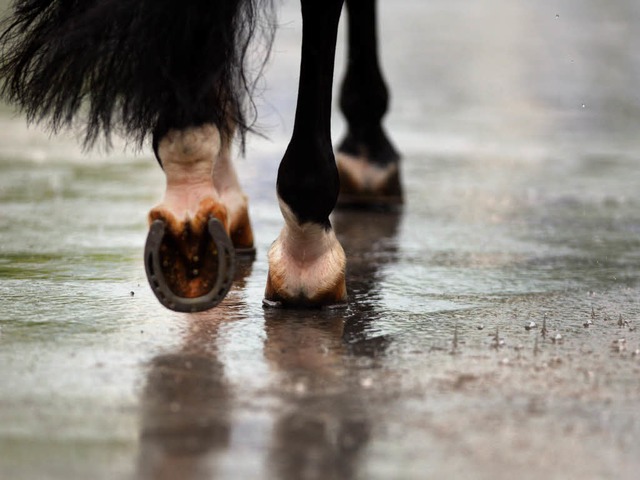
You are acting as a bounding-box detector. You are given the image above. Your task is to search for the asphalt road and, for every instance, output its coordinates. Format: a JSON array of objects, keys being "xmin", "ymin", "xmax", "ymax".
[{"xmin": 1, "ymin": 1, "xmax": 639, "ymax": 479}]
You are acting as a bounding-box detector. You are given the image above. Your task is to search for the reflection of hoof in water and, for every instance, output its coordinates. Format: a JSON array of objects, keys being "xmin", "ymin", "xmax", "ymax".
[
  {"xmin": 264, "ymin": 220, "xmax": 347, "ymax": 309},
  {"xmin": 145, "ymin": 201, "xmax": 235, "ymax": 312},
  {"xmin": 336, "ymin": 152, "xmax": 403, "ymax": 208},
  {"xmin": 138, "ymin": 352, "xmax": 230, "ymax": 480}
]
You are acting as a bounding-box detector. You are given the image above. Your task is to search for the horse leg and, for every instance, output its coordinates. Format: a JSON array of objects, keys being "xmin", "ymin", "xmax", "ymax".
[
  {"xmin": 264, "ymin": 0, "xmax": 347, "ymax": 308},
  {"xmin": 0, "ymin": 1, "xmax": 272, "ymax": 312},
  {"xmin": 337, "ymin": 0, "xmax": 402, "ymax": 206},
  {"xmin": 147, "ymin": 123, "xmax": 242, "ymax": 312},
  {"xmin": 213, "ymin": 133, "xmax": 256, "ymax": 256}
]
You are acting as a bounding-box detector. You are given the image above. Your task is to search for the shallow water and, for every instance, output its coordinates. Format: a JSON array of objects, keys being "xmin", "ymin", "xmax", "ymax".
[{"xmin": 1, "ymin": 1, "xmax": 640, "ymax": 479}]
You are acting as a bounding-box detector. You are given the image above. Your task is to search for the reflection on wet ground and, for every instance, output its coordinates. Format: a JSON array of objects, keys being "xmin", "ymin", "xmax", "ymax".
[{"xmin": 1, "ymin": 0, "xmax": 640, "ymax": 479}]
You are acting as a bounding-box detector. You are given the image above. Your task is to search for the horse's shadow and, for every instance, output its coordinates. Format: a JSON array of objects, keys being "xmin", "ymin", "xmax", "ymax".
[{"xmin": 136, "ymin": 208, "xmax": 402, "ymax": 479}]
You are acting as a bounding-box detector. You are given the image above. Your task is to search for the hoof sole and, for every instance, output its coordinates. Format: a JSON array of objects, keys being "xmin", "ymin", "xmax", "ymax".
[{"xmin": 145, "ymin": 217, "xmax": 235, "ymax": 312}]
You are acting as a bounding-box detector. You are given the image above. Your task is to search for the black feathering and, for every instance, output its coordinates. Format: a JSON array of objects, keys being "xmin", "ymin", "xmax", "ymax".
[{"xmin": 0, "ymin": 0, "xmax": 275, "ymax": 149}]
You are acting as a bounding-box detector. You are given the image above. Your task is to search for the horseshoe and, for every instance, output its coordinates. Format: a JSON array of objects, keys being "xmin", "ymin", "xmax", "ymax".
[{"xmin": 144, "ymin": 217, "xmax": 235, "ymax": 312}]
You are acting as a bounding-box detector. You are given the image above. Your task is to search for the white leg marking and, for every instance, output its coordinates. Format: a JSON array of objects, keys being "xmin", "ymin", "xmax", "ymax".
[
  {"xmin": 267, "ymin": 199, "xmax": 346, "ymax": 302},
  {"xmin": 336, "ymin": 152, "xmax": 399, "ymax": 193},
  {"xmin": 212, "ymin": 140, "xmax": 250, "ymax": 231},
  {"xmin": 157, "ymin": 124, "xmax": 222, "ymax": 221}
]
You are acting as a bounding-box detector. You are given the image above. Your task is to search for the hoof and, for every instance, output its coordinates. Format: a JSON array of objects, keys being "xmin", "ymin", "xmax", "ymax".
[
  {"xmin": 228, "ymin": 203, "xmax": 256, "ymax": 258},
  {"xmin": 263, "ymin": 220, "xmax": 347, "ymax": 309},
  {"xmin": 336, "ymin": 152, "xmax": 403, "ymax": 208},
  {"xmin": 145, "ymin": 214, "xmax": 235, "ymax": 313}
]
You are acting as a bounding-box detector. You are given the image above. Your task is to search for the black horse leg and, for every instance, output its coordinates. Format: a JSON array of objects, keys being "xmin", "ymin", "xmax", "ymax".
[
  {"xmin": 264, "ymin": 0, "xmax": 347, "ymax": 308},
  {"xmin": 337, "ymin": 0, "xmax": 402, "ymax": 206}
]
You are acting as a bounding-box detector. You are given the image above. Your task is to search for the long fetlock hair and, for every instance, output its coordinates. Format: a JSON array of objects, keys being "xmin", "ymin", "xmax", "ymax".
[{"xmin": 0, "ymin": 0, "xmax": 275, "ymax": 149}]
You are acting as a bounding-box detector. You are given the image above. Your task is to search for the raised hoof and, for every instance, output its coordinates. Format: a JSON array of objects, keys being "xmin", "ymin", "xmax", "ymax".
[
  {"xmin": 145, "ymin": 217, "xmax": 235, "ymax": 313},
  {"xmin": 336, "ymin": 152, "xmax": 403, "ymax": 208}
]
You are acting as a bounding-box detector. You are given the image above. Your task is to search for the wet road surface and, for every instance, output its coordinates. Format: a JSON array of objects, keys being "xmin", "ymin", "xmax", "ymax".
[{"xmin": 1, "ymin": 0, "xmax": 640, "ymax": 479}]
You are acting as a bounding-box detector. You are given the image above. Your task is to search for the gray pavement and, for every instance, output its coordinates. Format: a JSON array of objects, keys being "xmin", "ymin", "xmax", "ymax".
[{"xmin": 1, "ymin": 1, "xmax": 640, "ymax": 479}]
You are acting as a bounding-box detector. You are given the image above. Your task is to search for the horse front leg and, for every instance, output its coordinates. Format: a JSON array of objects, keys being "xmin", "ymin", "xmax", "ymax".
[
  {"xmin": 264, "ymin": 0, "xmax": 347, "ymax": 308},
  {"xmin": 337, "ymin": 0, "xmax": 402, "ymax": 206}
]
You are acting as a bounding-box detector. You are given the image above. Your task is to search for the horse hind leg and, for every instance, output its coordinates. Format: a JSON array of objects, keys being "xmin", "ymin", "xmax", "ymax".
[
  {"xmin": 146, "ymin": 125, "xmax": 238, "ymax": 312},
  {"xmin": 0, "ymin": 0, "xmax": 270, "ymax": 312},
  {"xmin": 213, "ymin": 131, "xmax": 256, "ymax": 256},
  {"xmin": 336, "ymin": 0, "xmax": 402, "ymax": 207}
]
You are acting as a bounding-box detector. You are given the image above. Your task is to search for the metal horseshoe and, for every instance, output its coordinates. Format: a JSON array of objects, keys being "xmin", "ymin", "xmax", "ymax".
[{"xmin": 144, "ymin": 217, "xmax": 235, "ymax": 312}]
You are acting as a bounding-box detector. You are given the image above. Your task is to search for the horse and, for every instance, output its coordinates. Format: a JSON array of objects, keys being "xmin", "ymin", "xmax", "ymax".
[{"xmin": 0, "ymin": 0, "xmax": 401, "ymax": 312}]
